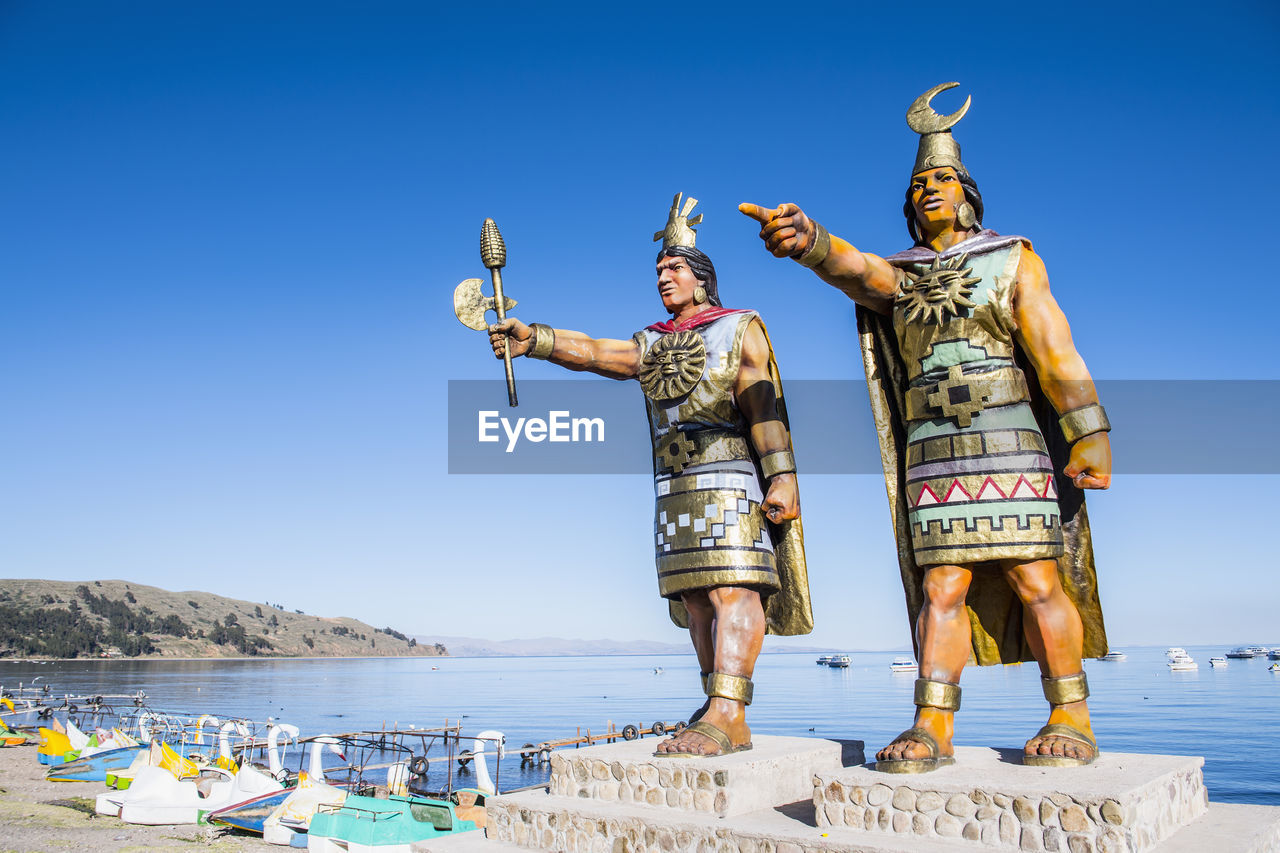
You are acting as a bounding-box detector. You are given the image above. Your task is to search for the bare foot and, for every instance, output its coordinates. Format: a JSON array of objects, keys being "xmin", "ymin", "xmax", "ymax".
[
  {"xmin": 1025, "ymin": 700, "xmax": 1096, "ymax": 761},
  {"xmin": 875, "ymin": 708, "xmax": 954, "ymax": 762},
  {"xmin": 655, "ymin": 699, "xmax": 748, "ymax": 756}
]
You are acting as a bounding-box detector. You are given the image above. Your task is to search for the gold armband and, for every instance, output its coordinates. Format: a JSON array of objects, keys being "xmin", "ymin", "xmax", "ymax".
[
  {"xmin": 759, "ymin": 450, "xmax": 796, "ymax": 479},
  {"xmin": 795, "ymin": 221, "xmax": 831, "ymax": 268},
  {"xmin": 1058, "ymin": 403, "xmax": 1110, "ymax": 444},
  {"xmin": 525, "ymin": 323, "xmax": 555, "ymax": 360}
]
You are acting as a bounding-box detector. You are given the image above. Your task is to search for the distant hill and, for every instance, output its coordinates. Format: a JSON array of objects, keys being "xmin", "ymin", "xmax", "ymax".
[{"xmin": 0, "ymin": 579, "xmax": 447, "ymax": 660}]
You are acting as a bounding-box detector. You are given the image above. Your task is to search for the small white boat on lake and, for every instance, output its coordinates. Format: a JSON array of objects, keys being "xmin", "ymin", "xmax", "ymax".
[
  {"xmin": 827, "ymin": 655, "xmax": 851, "ymax": 668},
  {"xmin": 889, "ymin": 657, "xmax": 916, "ymax": 672},
  {"xmin": 815, "ymin": 655, "xmax": 834, "ymax": 665},
  {"xmin": 1168, "ymin": 653, "xmax": 1198, "ymax": 671},
  {"xmin": 1209, "ymin": 657, "xmax": 1227, "ymax": 668},
  {"xmin": 1165, "ymin": 647, "xmax": 1188, "ymax": 659},
  {"xmin": 1099, "ymin": 651, "xmax": 1127, "ymax": 662}
]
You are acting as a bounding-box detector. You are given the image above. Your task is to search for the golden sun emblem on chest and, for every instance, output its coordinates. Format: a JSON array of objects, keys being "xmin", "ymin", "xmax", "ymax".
[
  {"xmin": 639, "ymin": 330, "xmax": 706, "ymax": 400},
  {"xmin": 897, "ymin": 252, "xmax": 982, "ymax": 325}
]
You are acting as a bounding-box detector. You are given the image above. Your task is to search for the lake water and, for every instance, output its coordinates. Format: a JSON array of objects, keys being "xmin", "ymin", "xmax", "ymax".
[{"xmin": 2, "ymin": 645, "xmax": 1275, "ymax": 805}]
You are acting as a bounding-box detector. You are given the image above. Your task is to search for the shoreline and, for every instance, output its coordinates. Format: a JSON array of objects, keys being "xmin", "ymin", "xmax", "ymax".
[
  {"xmin": 0, "ymin": 743, "xmax": 277, "ymax": 852},
  {"xmin": 0, "ymin": 654, "xmax": 450, "ymax": 664}
]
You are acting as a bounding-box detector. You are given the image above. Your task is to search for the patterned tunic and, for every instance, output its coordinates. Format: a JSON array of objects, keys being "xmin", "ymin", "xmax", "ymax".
[
  {"xmin": 889, "ymin": 242, "xmax": 1064, "ymax": 565},
  {"xmin": 633, "ymin": 311, "xmax": 781, "ymax": 599}
]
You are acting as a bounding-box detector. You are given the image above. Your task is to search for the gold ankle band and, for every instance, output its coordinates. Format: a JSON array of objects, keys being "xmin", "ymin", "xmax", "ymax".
[
  {"xmin": 1042, "ymin": 672, "xmax": 1089, "ymax": 705},
  {"xmin": 705, "ymin": 672, "xmax": 753, "ymax": 705},
  {"xmin": 914, "ymin": 678, "xmax": 961, "ymax": 711}
]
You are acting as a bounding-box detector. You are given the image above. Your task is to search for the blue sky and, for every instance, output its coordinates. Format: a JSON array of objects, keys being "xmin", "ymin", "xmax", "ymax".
[{"xmin": 2, "ymin": 1, "xmax": 1277, "ymax": 649}]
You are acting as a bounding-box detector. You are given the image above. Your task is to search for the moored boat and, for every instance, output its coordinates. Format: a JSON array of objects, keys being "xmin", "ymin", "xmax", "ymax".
[
  {"xmin": 827, "ymin": 654, "xmax": 851, "ymax": 668},
  {"xmin": 889, "ymin": 657, "xmax": 916, "ymax": 672},
  {"xmin": 1168, "ymin": 653, "xmax": 1198, "ymax": 671},
  {"xmin": 1099, "ymin": 651, "xmax": 1127, "ymax": 662},
  {"xmin": 307, "ymin": 793, "xmax": 483, "ymax": 852},
  {"xmin": 1209, "ymin": 657, "xmax": 1228, "ymax": 668}
]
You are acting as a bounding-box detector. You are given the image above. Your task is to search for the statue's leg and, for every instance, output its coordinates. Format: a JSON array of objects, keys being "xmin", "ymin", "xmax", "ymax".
[
  {"xmin": 1002, "ymin": 559, "xmax": 1096, "ymax": 764},
  {"xmin": 876, "ymin": 564, "xmax": 972, "ymax": 767},
  {"xmin": 655, "ymin": 585, "xmax": 762, "ymax": 756},
  {"xmin": 683, "ymin": 590, "xmax": 714, "ymax": 724}
]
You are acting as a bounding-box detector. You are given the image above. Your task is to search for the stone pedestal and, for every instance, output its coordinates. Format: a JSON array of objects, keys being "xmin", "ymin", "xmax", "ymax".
[
  {"xmin": 424, "ymin": 736, "xmax": 1280, "ymax": 853},
  {"xmin": 813, "ymin": 747, "xmax": 1207, "ymax": 852},
  {"xmin": 546, "ymin": 735, "xmax": 845, "ymax": 819}
]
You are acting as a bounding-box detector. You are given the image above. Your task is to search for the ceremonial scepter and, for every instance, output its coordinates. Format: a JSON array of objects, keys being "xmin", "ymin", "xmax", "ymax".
[{"xmin": 453, "ymin": 218, "xmax": 519, "ymax": 407}]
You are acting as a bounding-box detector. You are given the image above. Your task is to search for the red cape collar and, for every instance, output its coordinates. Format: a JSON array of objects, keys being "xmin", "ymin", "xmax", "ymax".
[{"xmin": 645, "ymin": 307, "xmax": 750, "ymax": 334}]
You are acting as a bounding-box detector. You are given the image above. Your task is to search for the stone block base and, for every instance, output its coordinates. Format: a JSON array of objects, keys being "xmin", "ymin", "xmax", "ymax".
[
  {"xmin": 547, "ymin": 735, "xmax": 846, "ymax": 818},
  {"xmin": 813, "ymin": 747, "xmax": 1207, "ymax": 852}
]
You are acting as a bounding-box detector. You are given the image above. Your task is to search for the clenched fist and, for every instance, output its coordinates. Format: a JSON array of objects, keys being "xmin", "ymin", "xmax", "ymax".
[{"xmin": 488, "ymin": 318, "xmax": 532, "ymax": 359}]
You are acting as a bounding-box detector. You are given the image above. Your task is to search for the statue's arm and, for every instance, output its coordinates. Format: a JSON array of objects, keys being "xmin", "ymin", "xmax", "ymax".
[
  {"xmin": 1012, "ymin": 247, "xmax": 1112, "ymax": 490},
  {"xmin": 489, "ymin": 318, "xmax": 641, "ymax": 380},
  {"xmin": 735, "ymin": 319, "xmax": 799, "ymax": 523},
  {"xmin": 739, "ymin": 202, "xmax": 898, "ymax": 314}
]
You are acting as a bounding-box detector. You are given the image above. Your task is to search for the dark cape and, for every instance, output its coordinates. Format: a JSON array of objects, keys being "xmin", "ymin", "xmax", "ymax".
[{"xmin": 860, "ymin": 232, "xmax": 1107, "ymax": 665}]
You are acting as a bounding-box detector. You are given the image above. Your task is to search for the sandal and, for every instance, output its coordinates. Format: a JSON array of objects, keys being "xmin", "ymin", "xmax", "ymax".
[
  {"xmin": 1022, "ymin": 723, "xmax": 1097, "ymax": 767},
  {"xmin": 654, "ymin": 720, "xmax": 752, "ymax": 758},
  {"xmin": 874, "ymin": 727, "xmax": 956, "ymax": 774}
]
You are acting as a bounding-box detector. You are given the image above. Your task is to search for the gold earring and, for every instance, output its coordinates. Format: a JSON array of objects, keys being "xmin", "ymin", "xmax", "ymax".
[
  {"xmin": 956, "ymin": 202, "xmax": 976, "ymax": 230},
  {"xmin": 693, "ymin": 286, "xmax": 707, "ymax": 304}
]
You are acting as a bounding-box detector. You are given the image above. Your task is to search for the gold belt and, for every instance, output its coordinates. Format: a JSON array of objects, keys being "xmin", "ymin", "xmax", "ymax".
[
  {"xmin": 654, "ymin": 428, "xmax": 750, "ymax": 475},
  {"xmin": 905, "ymin": 365, "xmax": 1029, "ymax": 426}
]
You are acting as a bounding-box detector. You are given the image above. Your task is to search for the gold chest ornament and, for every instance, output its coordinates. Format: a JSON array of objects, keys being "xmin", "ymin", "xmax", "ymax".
[
  {"xmin": 896, "ymin": 252, "xmax": 982, "ymax": 325},
  {"xmin": 638, "ymin": 330, "xmax": 707, "ymax": 401}
]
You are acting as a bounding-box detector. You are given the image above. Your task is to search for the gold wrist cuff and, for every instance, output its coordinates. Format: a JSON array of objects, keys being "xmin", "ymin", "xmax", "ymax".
[
  {"xmin": 526, "ymin": 323, "xmax": 555, "ymax": 360},
  {"xmin": 914, "ymin": 678, "xmax": 961, "ymax": 711},
  {"xmin": 795, "ymin": 222, "xmax": 831, "ymax": 268},
  {"xmin": 1041, "ymin": 672, "xmax": 1089, "ymax": 706},
  {"xmin": 705, "ymin": 672, "xmax": 753, "ymax": 705},
  {"xmin": 1058, "ymin": 403, "xmax": 1110, "ymax": 444},
  {"xmin": 759, "ymin": 450, "xmax": 796, "ymax": 479}
]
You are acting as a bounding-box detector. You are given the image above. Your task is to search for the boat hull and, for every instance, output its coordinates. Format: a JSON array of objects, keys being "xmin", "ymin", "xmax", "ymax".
[
  {"xmin": 207, "ymin": 787, "xmax": 294, "ymax": 835},
  {"xmin": 46, "ymin": 745, "xmax": 144, "ymax": 782},
  {"xmin": 307, "ymin": 794, "xmax": 478, "ymax": 852}
]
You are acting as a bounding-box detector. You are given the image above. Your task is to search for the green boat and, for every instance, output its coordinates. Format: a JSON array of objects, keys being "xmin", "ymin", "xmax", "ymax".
[{"xmin": 306, "ymin": 792, "xmax": 483, "ymax": 852}]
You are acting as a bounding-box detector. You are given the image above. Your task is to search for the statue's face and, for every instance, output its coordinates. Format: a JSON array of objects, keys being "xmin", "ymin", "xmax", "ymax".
[
  {"xmin": 909, "ymin": 166, "xmax": 965, "ymax": 233},
  {"xmin": 656, "ymin": 254, "xmax": 701, "ymax": 314}
]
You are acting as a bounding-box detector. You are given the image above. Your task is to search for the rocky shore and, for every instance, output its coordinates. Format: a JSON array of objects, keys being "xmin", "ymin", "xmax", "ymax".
[{"xmin": 0, "ymin": 743, "xmax": 277, "ymax": 852}]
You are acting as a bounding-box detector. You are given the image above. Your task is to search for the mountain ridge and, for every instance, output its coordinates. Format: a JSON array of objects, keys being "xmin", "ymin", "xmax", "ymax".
[{"xmin": 0, "ymin": 579, "xmax": 446, "ymax": 659}]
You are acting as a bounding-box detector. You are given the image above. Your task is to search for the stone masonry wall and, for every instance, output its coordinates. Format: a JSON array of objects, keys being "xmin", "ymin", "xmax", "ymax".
[{"xmin": 812, "ymin": 765, "xmax": 1209, "ymax": 853}]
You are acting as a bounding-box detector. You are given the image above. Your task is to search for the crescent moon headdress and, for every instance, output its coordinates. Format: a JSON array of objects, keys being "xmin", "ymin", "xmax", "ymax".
[{"xmin": 907, "ymin": 82, "xmax": 972, "ymax": 176}]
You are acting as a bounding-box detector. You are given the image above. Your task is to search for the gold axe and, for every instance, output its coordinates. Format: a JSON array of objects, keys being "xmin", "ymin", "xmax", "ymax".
[{"xmin": 453, "ymin": 218, "xmax": 519, "ymax": 407}]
